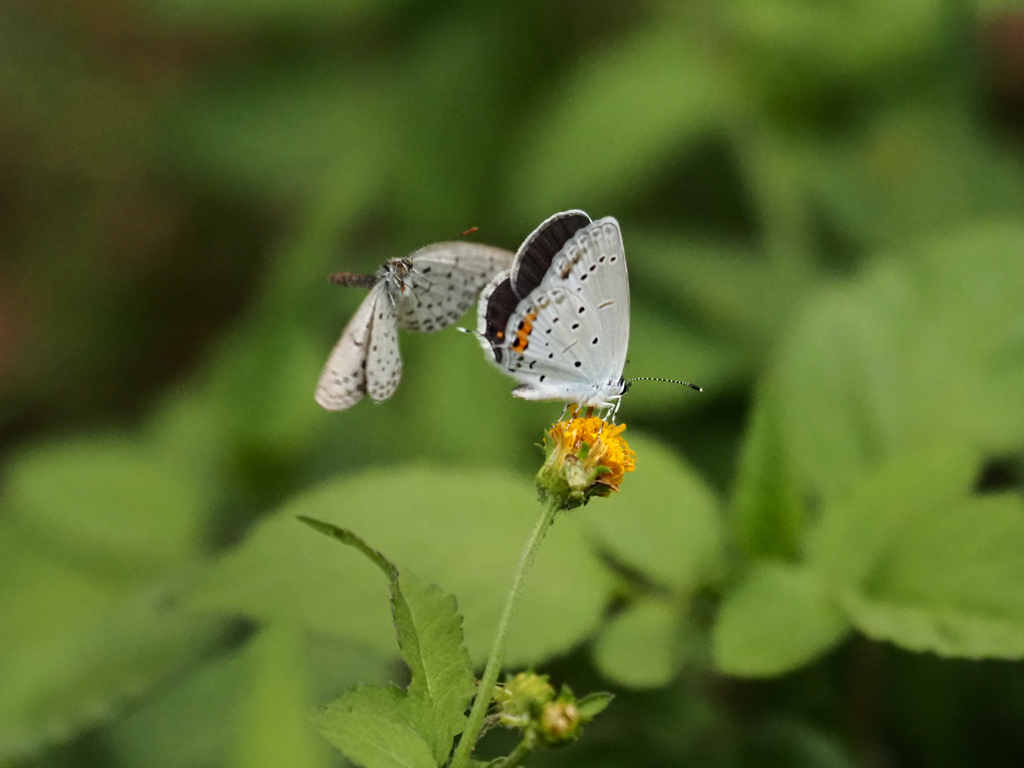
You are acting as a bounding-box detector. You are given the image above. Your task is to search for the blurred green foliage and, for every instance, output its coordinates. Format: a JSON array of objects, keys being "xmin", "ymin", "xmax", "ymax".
[{"xmin": 2, "ymin": 0, "xmax": 1024, "ymax": 766}]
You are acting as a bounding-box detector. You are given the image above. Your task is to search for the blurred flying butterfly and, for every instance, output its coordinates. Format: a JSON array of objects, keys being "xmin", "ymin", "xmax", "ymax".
[
  {"xmin": 316, "ymin": 241, "xmax": 514, "ymax": 410},
  {"xmin": 476, "ymin": 211, "xmax": 699, "ymax": 418}
]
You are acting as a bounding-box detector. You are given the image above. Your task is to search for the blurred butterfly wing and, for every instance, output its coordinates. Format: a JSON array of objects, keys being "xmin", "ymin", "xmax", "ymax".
[
  {"xmin": 315, "ymin": 282, "xmax": 385, "ymax": 410},
  {"xmin": 396, "ymin": 243, "xmax": 514, "ymax": 332},
  {"xmin": 364, "ymin": 288, "xmax": 402, "ymax": 402}
]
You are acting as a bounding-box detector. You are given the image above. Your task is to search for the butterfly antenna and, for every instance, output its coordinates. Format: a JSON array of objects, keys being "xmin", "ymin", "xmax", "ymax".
[{"xmin": 625, "ymin": 377, "xmax": 703, "ymax": 392}]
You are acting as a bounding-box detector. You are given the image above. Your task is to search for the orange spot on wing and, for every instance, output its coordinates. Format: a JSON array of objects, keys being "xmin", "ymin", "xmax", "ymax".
[{"xmin": 511, "ymin": 310, "xmax": 538, "ymax": 352}]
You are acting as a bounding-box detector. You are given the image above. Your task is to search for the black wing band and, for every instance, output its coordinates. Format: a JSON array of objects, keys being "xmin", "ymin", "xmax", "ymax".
[
  {"xmin": 480, "ymin": 276, "xmax": 520, "ymax": 365},
  {"xmin": 510, "ymin": 211, "xmax": 591, "ymax": 298}
]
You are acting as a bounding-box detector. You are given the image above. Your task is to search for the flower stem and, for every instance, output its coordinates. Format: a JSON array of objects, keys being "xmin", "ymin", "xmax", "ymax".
[
  {"xmin": 450, "ymin": 496, "xmax": 561, "ymax": 768},
  {"xmin": 496, "ymin": 738, "xmax": 535, "ymax": 768}
]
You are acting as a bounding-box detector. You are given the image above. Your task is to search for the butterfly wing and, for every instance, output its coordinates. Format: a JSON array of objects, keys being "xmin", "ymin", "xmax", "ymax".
[
  {"xmin": 478, "ymin": 217, "xmax": 629, "ymax": 407},
  {"xmin": 476, "ymin": 210, "xmax": 593, "ymax": 358},
  {"xmin": 509, "ymin": 210, "xmax": 591, "ymax": 297},
  {"xmin": 316, "ymin": 282, "xmax": 402, "ymax": 409},
  {"xmin": 364, "ymin": 286, "xmax": 402, "ymax": 402},
  {"xmin": 395, "ymin": 242, "xmax": 514, "ymax": 332},
  {"xmin": 552, "ymin": 217, "xmax": 630, "ymax": 383},
  {"xmin": 315, "ymin": 282, "xmax": 386, "ymax": 410}
]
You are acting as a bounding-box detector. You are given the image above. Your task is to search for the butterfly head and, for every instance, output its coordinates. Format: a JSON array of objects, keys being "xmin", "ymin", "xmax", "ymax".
[{"xmin": 380, "ymin": 257, "xmax": 415, "ymax": 296}]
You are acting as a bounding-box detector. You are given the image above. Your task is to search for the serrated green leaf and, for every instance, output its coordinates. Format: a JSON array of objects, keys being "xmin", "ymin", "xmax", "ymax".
[
  {"xmin": 840, "ymin": 493, "xmax": 1024, "ymax": 659},
  {"xmin": 186, "ymin": 467, "xmax": 608, "ymax": 667},
  {"xmin": 293, "ymin": 520, "xmax": 473, "ymax": 763},
  {"xmin": 510, "ymin": 23, "xmax": 730, "ymax": 219},
  {"xmin": 314, "ymin": 686, "xmax": 436, "ymax": 768},
  {"xmin": 395, "ymin": 571, "xmax": 475, "ymax": 764},
  {"xmin": 713, "ymin": 563, "xmax": 849, "ymax": 677},
  {"xmin": 297, "ymin": 517, "xmax": 398, "ymax": 581},
  {"xmin": 585, "ymin": 433, "xmax": 723, "ymax": 593},
  {"xmin": 731, "ymin": 387, "xmax": 804, "ymax": 560},
  {"xmin": 594, "ymin": 600, "xmax": 679, "ymax": 689},
  {"xmin": 576, "ymin": 692, "xmax": 615, "ymax": 721},
  {"xmin": 231, "ymin": 624, "xmax": 329, "ymax": 768}
]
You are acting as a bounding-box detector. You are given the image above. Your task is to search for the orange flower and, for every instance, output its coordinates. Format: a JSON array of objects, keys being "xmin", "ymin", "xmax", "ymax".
[{"xmin": 537, "ymin": 416, "xmax": 636, "ymax": 508}]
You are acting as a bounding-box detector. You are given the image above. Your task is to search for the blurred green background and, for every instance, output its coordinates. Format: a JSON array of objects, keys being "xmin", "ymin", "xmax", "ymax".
[{"xmin": 3, "ymin": 0, "xmax": 1024, "ymax": 766}]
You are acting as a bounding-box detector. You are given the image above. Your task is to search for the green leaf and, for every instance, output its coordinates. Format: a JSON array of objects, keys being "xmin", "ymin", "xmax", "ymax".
[
  {"xmin": 731, "ymin": 387, "xmax": 804, "ymax": 560},
  {"xmin": 510, "ymin": 23, "xmax": 730, "ymax": 220},
  {"xmin": 0, "ymin": 527, "xmax": 219, "ymax": 760},
  {"xmin": 576, "ymin": 692, "xmax": 615, "ymax": 721},
  {"xmin": 297, "ymin": 517, "xmax": 397, "ymax": 581},
  {"xmin": 2, "ymin": 437, "xmax": 205, "ymax": 580},
  {"xmin": 107, "ymin": 635, "xmax": 391, "ymax": 768},
  {"xmin": 314, "ymin": 687, "xmax": 437, "ymax": 768},
  {"xmin": 774, "ymin": 222, "xmax": 1024, "ymax": 503},
  {"xmin": 840, "ymin": 493, "xmax": 1024, "ymax": 659},
  {"xmin": 585, "ymin": 433, "xmax": 723, "ymax": 593},
  {"xmin": 594, "ymin": 600, "xmax": 679, "ymax": 689},
  {"xmin": 713, "ymin": 563, "xmax": 849, "ymax": 677},
  {"xmin": 186, "ymin": 467, "xmax": 608, "ymax": 668},
  {"xmin": 295, "ymin": 520, "xmax": 474, "ymax": 763},
  {"xmin": 773, "ymin": 280, "xmax": 909, "ymax": 502},
  {"xmin": 105, "ymin": 648, "xmax": 249, "ymax": 768},
  {"xmin": 805, "ymin": 444, "xmax": 979, "ymax": 587},
  {"xmin": 395, "ymin": 572, "xmax": 476, "ymax": 763},
  {"xmin": 231, "ymin": 624, "xmax": 329, "ymax": 768}
]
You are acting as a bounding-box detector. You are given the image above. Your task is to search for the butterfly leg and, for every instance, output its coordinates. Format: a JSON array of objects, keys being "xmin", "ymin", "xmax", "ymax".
[{"xmin": 607, "ymin": 396, "xmax": 622, "ymax": 423}]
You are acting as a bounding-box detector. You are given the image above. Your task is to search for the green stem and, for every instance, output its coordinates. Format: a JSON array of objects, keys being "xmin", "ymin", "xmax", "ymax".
[
  {"xmin": 450, "ymin": 496, "xmax": 561, "ymax": 768},
  {"xmin": 496, "ymin": 738, "xmax": 535, "ymax": 768}
]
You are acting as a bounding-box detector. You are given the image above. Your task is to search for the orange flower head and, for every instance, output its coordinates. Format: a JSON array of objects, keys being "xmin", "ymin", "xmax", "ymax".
[{"xmin": 537, "ymin": 415, "xmax": 636, "ymax": 509}]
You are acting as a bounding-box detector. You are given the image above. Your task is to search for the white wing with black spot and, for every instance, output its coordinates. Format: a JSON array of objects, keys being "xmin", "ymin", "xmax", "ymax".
[
  {"xmin": 477, "ymin": 216, "xmax": 630, "ymax": 409},
  {"xmin": 364, "ymin": 288, "xmax": 402, "ymax": 402},
  {"xmin": 315, "ymin": 282, "xmax": 388, "ymax": 410},
  {"xmin": 394, "ymin": 242, "xmax": 514, "ymax": 332}
]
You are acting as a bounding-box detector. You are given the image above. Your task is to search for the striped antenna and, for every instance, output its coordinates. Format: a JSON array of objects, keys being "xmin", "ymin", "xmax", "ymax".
[{"xmin": 624, "ymin": 376, "xmax": 702, "ymax": 392}]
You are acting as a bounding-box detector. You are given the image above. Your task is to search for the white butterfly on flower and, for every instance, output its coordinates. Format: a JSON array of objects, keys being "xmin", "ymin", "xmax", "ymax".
[{"xmin": 476, "ymin": 211, "xmax": 699, "ymax": 417}]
